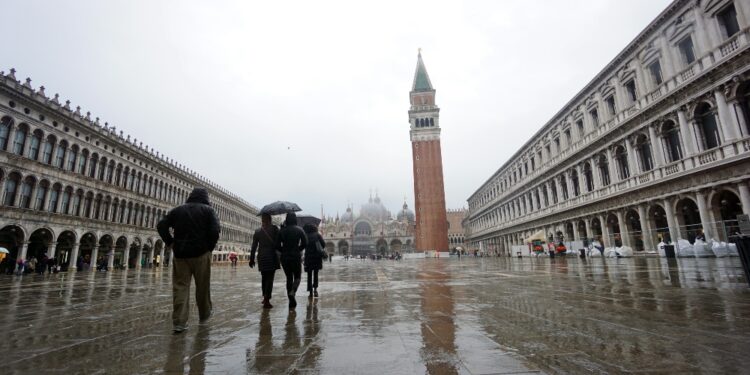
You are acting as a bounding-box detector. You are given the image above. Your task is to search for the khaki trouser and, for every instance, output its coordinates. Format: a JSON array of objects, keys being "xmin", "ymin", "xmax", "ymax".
[{"xmin": 172, "ymin": 251, "xmax": 212, "ymax": 327}]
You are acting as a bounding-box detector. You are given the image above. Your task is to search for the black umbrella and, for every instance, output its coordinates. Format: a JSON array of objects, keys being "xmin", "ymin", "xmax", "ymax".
[
  {"xmin": 258, "ymin": 201, "xmax": 302, "ymax": 216},
  {"xmin": 296, "ymin": 214, "xmax": 321, "ymax": 228}
]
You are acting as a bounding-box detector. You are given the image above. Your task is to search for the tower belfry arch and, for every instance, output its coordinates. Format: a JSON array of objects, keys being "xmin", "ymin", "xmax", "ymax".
[{"xmin": 408, "ymin": 50, "xmax": 449, "ymax": 253}]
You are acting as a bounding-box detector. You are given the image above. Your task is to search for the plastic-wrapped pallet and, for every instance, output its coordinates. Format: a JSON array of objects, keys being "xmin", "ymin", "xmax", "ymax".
[
  {"xmin": 712, "ymin": 241, "xmax": 730, "ymax": 257},
  {"xmin": 693, "ymin": 239, "xmax": 714, "ymax": 257},
  {"xmin": 676, "ymin": 239, "xmax": 694, "ymax": 257},
  {"xmin": 728, "ymin": 242, "xmax": 740, "ymax": 256},
  {"xmin": 617, "ymin": 246, "xmax": 634, "ymax": 257},
  {"xmin": 657, "ymin": 242, "xmax": 667, "ymax": 257},
  {"xmin": 603, "ymin": 248, "xmax": 618, "ymax": 257}
]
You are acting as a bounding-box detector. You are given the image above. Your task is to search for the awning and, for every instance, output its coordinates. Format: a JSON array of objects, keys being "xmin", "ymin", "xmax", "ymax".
[{"xmin": 524, "ymin": 230, "xmax": 546, "ymax": 243}]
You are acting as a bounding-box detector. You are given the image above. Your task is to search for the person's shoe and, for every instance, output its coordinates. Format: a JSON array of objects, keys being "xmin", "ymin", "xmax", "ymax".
[
  {"xmin": 199, "ymin": 310, "xmax": 213, "ymax": 324},
  {"xmin": 289, "ymin": 295, "xmax": 297, "ymax": 309},
  {"xmin": 308, "ymin": 292, "xmax": 313, "ymax": 299},
  {"xmin": 313, "ymin": 290, "xmax": 319, "ymax": 298},
  {"xmin": 173, "ymin": 325, "xmax": 188, "ymax": 333},
  {"xmin": 263, "ymin": 299, "xmax": 273, "ymax": 309}
]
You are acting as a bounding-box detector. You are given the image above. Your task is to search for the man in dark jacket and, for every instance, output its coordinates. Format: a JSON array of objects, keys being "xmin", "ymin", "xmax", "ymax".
[
  {"xmin": 250, "ymin": 213, "xmax": 280, "ymax": 309},
  {"xmin": 276, "ymin": 212, "xmax": 307, "ymax": 309},
  {"xmin": 157, "ymin": 187, "xmax": 220, "ymax": 333}
]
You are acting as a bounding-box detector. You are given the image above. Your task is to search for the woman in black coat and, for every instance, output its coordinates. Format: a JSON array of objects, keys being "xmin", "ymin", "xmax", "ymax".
[
  {"xmin": 250, "ymin": 214, "xmax": 280, "ymax": 308},
  {"xmin": 303, "ymin": 224, "xmax": 326, "ymax": 298}
]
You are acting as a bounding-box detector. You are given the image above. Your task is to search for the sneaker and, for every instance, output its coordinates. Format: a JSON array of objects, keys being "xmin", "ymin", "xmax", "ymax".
[{"xmin": 173, "ymin": 325, "xmax": 188, "ymax": 333}]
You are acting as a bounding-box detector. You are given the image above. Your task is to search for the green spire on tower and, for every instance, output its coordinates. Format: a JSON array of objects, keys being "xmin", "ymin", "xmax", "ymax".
[{"xmin": 412, "ymin": 49, "xmax": 434, "ymax": 92}]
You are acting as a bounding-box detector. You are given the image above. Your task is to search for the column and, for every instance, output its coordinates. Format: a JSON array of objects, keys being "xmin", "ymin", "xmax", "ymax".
[
  {"xmin": 135, "ymin": 246, "xmax": 143, "ymax": 269},
  {"xmin": 606, "ymin": 148, "xmax": 619, "ymax": 183},
  {"xmin": 591, "ymin": 157, "xmax": 601, "ymax": 189},
  {"xmin": 69, "ymin": 242, "xmax": 80, "ymax": 271},
  {"xmin": 18, "ymin": 242, "xmax": 29, "ymax": 261},
  {"xmin": 615, "ymin": 211, "xmax": 630, "ymax": 247},
  {"xmin": 47, "ymin": 243, "xmax": 57, "ymax": 259},
  {"xmin": 147, "ymin": 246, "xmax": 155, "ymax": 268},
  {"xmin": 566, "ymin": 171, "xmax": 575, "ymax": 198},
  {"xmin": 600, "ymin": 214, "xmax": 610, "ymax": 248},
  {"xmin": 42, "ymin": 186, "xmax": 52, "ymax": 212},
  {"xmin": 573, "ymin": 220, "xmax": 581, "ymax": 242},
  {"xmin": 663, "ymin": 199, "xmax": 680, "ymax": 243},
  {"xmin": 584, "ymin": 218, "xmax": 592, "ymax": 243},
  {"xmin": 123, "ymin": 245, "xmax": 131, "ymax": 270},
  {"xmin": 555, "ymin": 177, "xmax": 565, "ymax": 201},
  {"xmin": 638, "ymin": 205, "xmax": 654, "ymax": 251},
  {"xmin": 648, "ymin": 124, "xmax": 665, "ymax": 167},
  {"xmin": 695, "ymin": 191, "xmax": 714, "ymax": 240},
  {"xmin": 738, "ymin": 182, "xmax": 750, "ymax": 215},
  {"xmin": 714, "ymin": 89, "xmax": 739, "ymax": 142},
  {"xmin": 537, "ymin": 187, "xmax": 545, "ymax": 209},
  {"xmin": 7, "ymin": 126, "xmax": 16, "ymax": 154},
  {"xmin": 677, "ymin": 109, "xmax": 697, "ymax": 156},
  {"xmin": 576, "ymin": 165, "xmax": 585, "ymax": 194},
  {"xmin": 107, "ymin": 249, "xmax": 114, "ymax": 270},
  {"xmin": 625, "ymin": 138, "xmax": 638, "ymax": 176},
  {"xmin": 90, "ymin": 245, "xmax": 99, "ymax": 271},
  {"xmin": 159, "ymin": 245, "xmax": 166, "ymax": 268}
]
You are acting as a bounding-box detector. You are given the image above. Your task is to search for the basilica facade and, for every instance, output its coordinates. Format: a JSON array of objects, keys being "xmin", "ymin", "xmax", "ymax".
[
  {"xmin": 0, "ymin": 69, "xmax": 260, "ymax": 270},
  {"xmin": 466, "ymin": 0, "xmax": 750, "ymax": 254},
  {"xmin": 319, "ymin": 195, "xmax": 415, "ymax": 256}
]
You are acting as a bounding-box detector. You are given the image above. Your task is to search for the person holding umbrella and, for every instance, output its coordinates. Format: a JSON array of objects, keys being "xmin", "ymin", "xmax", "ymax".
[
  {"xmin": 276, "ymin": 212, "xmax": 307, "ymax": 309},
  {"xmin": 250, "ymin": 213, "xmax": 280, "ymax": 308}
]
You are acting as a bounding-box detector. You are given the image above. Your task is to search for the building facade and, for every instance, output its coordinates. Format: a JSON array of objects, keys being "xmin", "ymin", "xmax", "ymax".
[
  {"xmin": 0, "ymin": 69, "xmax": 260, "ymax": 270},
  {"xmin": 466, "ymin": 0, "xmax": 750, "ymax": 254},
  {"xmin": 409, "ymin": 52, "xmax": 450, "ymax": 253},
  {"xmin": 319, "ymin": 194, "xmax": 415, "ymax": 256},
  {"xmin": 447, "ymin": 208, "xmax": 468, "ymax": 252}
]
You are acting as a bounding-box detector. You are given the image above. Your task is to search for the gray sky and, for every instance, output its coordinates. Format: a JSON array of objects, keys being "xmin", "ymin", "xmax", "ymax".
[{"xmin": 3, "ymin": 0, "xmax": 672, "ymax": 217}]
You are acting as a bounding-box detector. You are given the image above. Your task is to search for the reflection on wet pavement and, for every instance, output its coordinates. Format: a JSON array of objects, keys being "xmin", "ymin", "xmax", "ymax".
[{"xmin": 1, "ymin": 257, "xmax": 748, "ymax": 374}]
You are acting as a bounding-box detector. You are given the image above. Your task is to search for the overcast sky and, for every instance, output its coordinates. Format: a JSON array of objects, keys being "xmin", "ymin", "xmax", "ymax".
[{"xmin": 3, "ymin": 0, "xmax": 672, "ymax": 218}]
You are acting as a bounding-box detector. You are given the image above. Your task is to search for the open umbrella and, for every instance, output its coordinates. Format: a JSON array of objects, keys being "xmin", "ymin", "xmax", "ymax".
[
  {"xmin": 258, "ymin": 201, "xmax": 302, "ymax": 216},
  {"xmin": 0, "ymin": 247, "xmax": 9, "ymax": 254},
  {"xmin": 296, "ymin": 214, "xmax": 321, "ymax": 228}
]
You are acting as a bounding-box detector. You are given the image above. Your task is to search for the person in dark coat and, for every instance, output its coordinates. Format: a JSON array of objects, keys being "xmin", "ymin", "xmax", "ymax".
[
  {"xmin": 157, "ymin": 187, "xmax": 221, "ymax": 333},
  {"xmin": 276, "ymin": 212, "xmax": 307, "ymax": 309},
  {"xmin": 303, "ymin": 224, "xmax": 326, "ymax": 298},
  {"xmin": 250, "ymin": 213, "xmax": 280, "ymax": 309}
]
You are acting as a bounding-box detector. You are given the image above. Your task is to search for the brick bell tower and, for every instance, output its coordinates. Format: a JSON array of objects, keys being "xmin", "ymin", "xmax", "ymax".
[{"xmin": 409, "ymin": 51, "xmax": 449, "ymax": 253}]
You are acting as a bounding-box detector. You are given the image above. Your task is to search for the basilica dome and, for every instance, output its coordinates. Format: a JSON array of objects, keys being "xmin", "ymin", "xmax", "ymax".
[
  {"xmin": 397, "ymin": 202, "xmax": 415, "ymax": 223},
  {"xmin": 341, "ymin": 207, "xmax": 354, "ymax": 223},
  {"xmin": 360, "ymin": 195, "xmax": 392, "ymax": 222}
]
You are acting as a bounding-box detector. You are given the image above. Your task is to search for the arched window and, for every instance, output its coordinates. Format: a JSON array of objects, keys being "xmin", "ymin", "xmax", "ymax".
[
  {"xmin": 0, "ymin": 116, "xmax": 11, "ymax": 150},
  {"xmin": 60, "ymin": 187, "xmax": 72, "ymax": 214},
  {"xmin": 71, "ymin": 189, "xmax": 83, "ymax": 216},
  {"xmin": 35, "ymin": 180, "xmax": 49, "ymax": 210},
  {"xmin": 78, "ymin": 149, "xmax": 89, "ymax": 174},
  {"xmin": 88, "ymin": 154, "xmax": 99, "ymax": 178},
  {"xmin": 12, "ymin": 125, "xmax": 27, "ymax": 155},
  {"xmin": 19, "ymin": 176, "xmax": 34, "ymax": 208},
  {"xmin": 583, "ymin": 163, "xmax": 594, "ymax": 192},
  {"xmin": 54, "ymin": 141, "xmax": 67, "ymax": 168},
  {"xmin": 84, "ymin": 192, "xmax": 94, "ymax": 218},
  {"xmin": 115, "ymin": 164, "xmax": 123, "ymax": 186},
  {"xmin": 106, "ymin": 161, "xmax": 114, "ymax": 184},
  {"xmin": 571, "ymin": 170, "xmax": 580, "ymax": 196},
  {"xmin": 42, "ymin": 135, "xmax": 55, "ymax": 164},
  {"xmin": 128, "ymin": 170, "xmax": 135, "ymax": 190},
  {"xmin": 696, "ymin": 103, "xmax": 720, "ymax": 150},
  {"xmin": 98, "ymin": 158, "xmax": 107, "ymax": 181},
  {"xmin": 614, "ymin": 145, "xmax": 629, "ymax": 179},
  {"xmin": 48, "ymin": 184, "xmax": 61, "ymax": 213},
  {"xmin": 67, "ymin": 145, "xmax": 78, "ymax": 171},
  {"xmin": 28, "ymin": 130, "xmax": 42, "ymax": 160},
  {"xmin": 635, "ymin": 135, "xmax": 653, "ymax": 172},
  {"xmin": 430, "ymin": 118, "xmax": 434, "ymax": 126},
  {"xmin": 598, "ymin": 154, "xmax": 611, "ymax": 186},
  {"xmin": 3, "ymin": 173, "xmax": 20, "ymax": 206},
  {"xmin": 661, "ymin": 121, "xmax": 682, "ymax": 162},
  {"xmin": 559, "ymin": 175, "xmax": 568, "ymax": 200}
]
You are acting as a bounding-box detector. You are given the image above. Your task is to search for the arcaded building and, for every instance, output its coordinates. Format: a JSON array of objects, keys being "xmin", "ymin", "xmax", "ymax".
[
  {"xmin": 319, "ymin": 194, "xmax": 415, "ymax": 256},
  {"xmin": 447, "ymin": 208, "xmax": 468, "ymax": 252},
  {"xmin": 467, "ymin": 0, "xmax": 750, "ymax": 254},
  {"xmin": 0, "ymin": 69, "xmax": 260, "ymax": 270},
  {"xmin": 409, "ymin": 52, "xmax": 450, "ymax": 253}
]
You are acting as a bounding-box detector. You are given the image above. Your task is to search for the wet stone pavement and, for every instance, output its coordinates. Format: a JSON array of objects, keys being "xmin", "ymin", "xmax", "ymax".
[{"xmin": 1, "ymin": 257, "xmax": 749, "ymax": 374}]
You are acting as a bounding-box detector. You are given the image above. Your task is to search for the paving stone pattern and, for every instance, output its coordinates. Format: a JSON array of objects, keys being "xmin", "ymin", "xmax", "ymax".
[{"xmin": 1, "ymin": 257, "xmax": 749, "ymax": 374}]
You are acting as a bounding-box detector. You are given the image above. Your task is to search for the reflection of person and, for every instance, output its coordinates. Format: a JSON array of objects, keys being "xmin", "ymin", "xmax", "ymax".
[
  {"xmin": 276, "ymin": 213, "xmax": 307, "ymax": 309},
  {"xmin": 158, "ymin": 187, "xmax": 221, "ymax": 333},
  {"xmin": 303, "ymin": 224, "xmax": 326, "ymax": 299},
  {"xmin": 249, "ymin": 309, "xmax": 274, "ymax": 373},
  {"xmin": 250, "ymin": 214, "xmax": 280, "ymax": 309}
]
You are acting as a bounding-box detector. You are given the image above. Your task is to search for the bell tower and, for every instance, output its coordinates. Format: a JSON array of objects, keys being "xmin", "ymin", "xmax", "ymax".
[{"xmin": 409, "ymin": 51, "xmax": 449, "ymax": 253}]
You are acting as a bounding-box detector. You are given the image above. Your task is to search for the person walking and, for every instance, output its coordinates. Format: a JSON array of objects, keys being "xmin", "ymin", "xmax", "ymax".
[
  {"xmin": 276, "ymin": 212, "xmax": 307, "ymax": 309},
  {"xmin": 250, "ymin": 213, "xmax": 280, "ymax": 309},
  {"xmin": 157, "ymin": 187, "xmax": 221, "ymax": 333},
  {"xmin": 303, "ymin": 224, "xmax": 326, "ymax": 299}
]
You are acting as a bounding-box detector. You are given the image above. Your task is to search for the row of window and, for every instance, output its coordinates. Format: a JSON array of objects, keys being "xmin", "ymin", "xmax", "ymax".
[
  {"xmin": 470, "ymin": 2, "xmax": 745, "ymax": 210},
  {"xmin": 0, "ymin": 116, "xmax": 256, "ymax": 227}
]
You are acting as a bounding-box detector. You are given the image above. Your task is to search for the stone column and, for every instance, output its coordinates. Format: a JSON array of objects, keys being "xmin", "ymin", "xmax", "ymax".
[
  {"xmin": 147, "ymin": 246, "xmax": 155, "ymax": 268},
  {"xmin": 69, "ymin": 242, "xmax": 80, "ymax": 271},
  {"xmin": 591, "ymin": 157, "xmax": 602, "ymax": 189},
  {"xmin": 606, "ymin": 148, "xmax": 619, "ymax": 183},
  {"xmin": 584, "ymin": 218, "xmax": 592, "ymax": 243},
  {"xmin": 107, "ymin": 249, "xmax": 114, "ymax": 270},
  {"xmin": 90, "ymin": 245, "xmax": 99, "ymax": 271},
  {"xmin": 663, "ymin": 199, "xmax": 680, "ymax": 244},
  {"xmin": 566, "ymin": 171, "xmax": 575, "ymax": 198},
  {"xmin": 7, "ymin": 126, "xmax": 16, "ymax": 154},
  {"xmin": 572, "ymin": 221, "xmax": 581, "ymax": 242},
  {"xmin": 714, "ymin": 89, "xmax": 739, "ymax": 142},
  {"xmin": 616, "ymin": 211, "xmax": 630, "ymax": 247},
  {"xmin": 695, "ymin": 191, "xmax": 714, "ymax": 240},
  {"xmin": 123, "ymin": 245, "xmax": 131, "ymax": 270},
  {"xmin": 599, "ymin": 214, "xmax": 610, "ymax": 248},
  {"xmin": 576, "ymin": 165, "xmax": 585, "ymax": 193},
  {"xmin": 648, "ymin": 124, "xmax": 664, "ymax": 167},
  {"xmin": 677, "ymin": 109, "xmax": 697, "ymax": 156},
  {"xmin": 134, "ymin": 246, "xmax": 143, "ymax": 270},
  {"xmin": 625, "ymin": 138, "xmax": 638, "ymax": 176},
  {"xmin": 159, "ymin": 245, "xmax": 166, "ymax": 268},
  {"xmin": 555, "ymin": 177, "xmax": 565, "ymax": 201},
  {"xmin": 18, "ymin": 242, "xmax": 29, "ymax": 261},
  {"xmin": 47, "ymin": 243, "xmax": 57, "ymax": 259},
  {"xmin": 637, "ymin": 205, "xmax": 654, "ymax": 251},
  {"xmin": 738, "ymin": 182, "xmax": 750, "ymax": 216}
]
